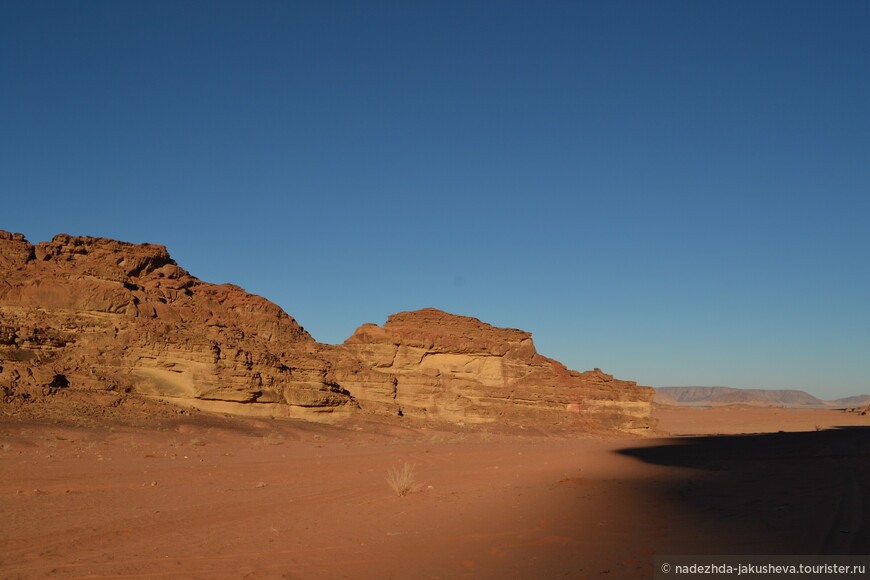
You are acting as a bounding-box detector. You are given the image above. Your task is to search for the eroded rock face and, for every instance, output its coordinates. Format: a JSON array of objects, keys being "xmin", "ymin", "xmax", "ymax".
[
  {"xmin": 0, "ymin": 231, "xmax": 654, "ymax": 432},
  {"xmin": 332, "ymin": 309, "xmax": 654, "ymax": 431},
  {"xmin": 0, "ymin": 232, "xmax": 350, "ymax": 420}
]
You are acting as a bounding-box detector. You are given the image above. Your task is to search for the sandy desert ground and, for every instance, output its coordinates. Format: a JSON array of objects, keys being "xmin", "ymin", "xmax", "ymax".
[{"xmin": 3, "ymin": 405, "xmax": 870, "ymax": 579}]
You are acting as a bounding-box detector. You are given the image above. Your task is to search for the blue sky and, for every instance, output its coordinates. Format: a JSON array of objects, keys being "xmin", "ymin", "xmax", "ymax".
[{"xmin": 2, "ymin": 1, "xmax": 868, "ymax": 398}]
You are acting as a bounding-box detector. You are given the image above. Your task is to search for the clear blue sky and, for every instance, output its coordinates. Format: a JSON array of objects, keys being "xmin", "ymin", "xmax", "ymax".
[{"xmin": 2, "ymin": 1, "xmax": 868, "ymax": 398}]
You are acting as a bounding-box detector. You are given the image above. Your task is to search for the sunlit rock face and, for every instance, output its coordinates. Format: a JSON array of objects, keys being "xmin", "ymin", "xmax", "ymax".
[
  {"xmin": 0, "ymin": 231, "xmax": 348, "ymax": 420},
  {"xmin": 0, "ymin": 230, "xmax": 654, "ymax": 432},
  {"xmin": 334, "ymin": 308, "xmax": 655, "ymax": 432}
]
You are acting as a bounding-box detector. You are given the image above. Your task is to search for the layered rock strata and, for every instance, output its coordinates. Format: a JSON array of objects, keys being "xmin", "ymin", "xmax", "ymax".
[
  {"xmin": 331, "ymin": 309, "xmax": 653, "ymax": 431},
  {"xmin": 0, "ymin": 231, "xmax": 654, "ymax": 432},
  {"xmin": 0, "ymin": 231, "xmax": 348, "ymax": 420}
]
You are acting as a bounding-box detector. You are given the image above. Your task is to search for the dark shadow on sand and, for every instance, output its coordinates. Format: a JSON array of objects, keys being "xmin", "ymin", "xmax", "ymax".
[{"xmin": 617, "ymin": 427, "xmax": 870, "ymax": 555}]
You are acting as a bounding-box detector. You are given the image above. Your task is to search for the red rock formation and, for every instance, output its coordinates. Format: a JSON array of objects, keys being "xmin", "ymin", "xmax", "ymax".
[
  {"xmin": 332, "ymin": 309, "xmax": 653, "ymax": 431},
  {"xmin": 0, "ymin": 231, "xmax": 654, "ymax": 432},
  {"xmin": 0, "ymin": 231, "xmax": 348, "ymax": 420}
]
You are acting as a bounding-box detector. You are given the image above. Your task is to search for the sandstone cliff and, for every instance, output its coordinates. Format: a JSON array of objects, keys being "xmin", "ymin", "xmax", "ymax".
[
  {"xmin": 330, "ymin": 309, "xmax": 653, "ymax": 431},
  {"xmin": 0, "ymin": 231, "xmax": 349, "ymax": 421},
  {"xmin": 0, "ymin": 230, "xmax": 654, "ymax": 432}
]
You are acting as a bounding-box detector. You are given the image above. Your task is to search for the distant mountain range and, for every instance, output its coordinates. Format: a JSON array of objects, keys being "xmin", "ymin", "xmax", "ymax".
[
  {"xmin": 655, "ymin": 387, "xmax": 870, "ymax": 408},
  {"xmin": 831, "ymin": 394, "xmax": 870, "ymax": 406}
]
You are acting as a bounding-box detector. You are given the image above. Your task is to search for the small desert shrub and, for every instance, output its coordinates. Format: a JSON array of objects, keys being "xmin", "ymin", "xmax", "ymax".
[
  {"xmin": 386, "ymin": 462, "xmax": 418, "ymax": 497},
  {"xmin": 259, "ymin": 432, "xmax": 284, "ymax": 446},
  {"xmin": 189, "ymin": 437, "xmax": 205, "ymax": 446}
]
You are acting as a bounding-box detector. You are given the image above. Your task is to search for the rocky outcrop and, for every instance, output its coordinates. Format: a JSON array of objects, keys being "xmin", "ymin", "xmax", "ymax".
[
  {"xmin": 0, "ymin": 231, "xmax": 655, "ymax": 432},
  {"xmin": 330, "ymin": 309, "xmax": 653, "ymax": 431},
  {"xmin": 0, "ymin": 231, "xmax": 350, "ymax": 420}
]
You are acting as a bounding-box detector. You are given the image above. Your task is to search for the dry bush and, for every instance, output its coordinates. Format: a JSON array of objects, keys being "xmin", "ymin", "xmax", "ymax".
[
  {"xmin": 259, "ymin": 432, "xmax": 284, "ymax": 446},
  {"xmin": 386, "ymin": 462, "xmax": 418, "ymax": 497}
]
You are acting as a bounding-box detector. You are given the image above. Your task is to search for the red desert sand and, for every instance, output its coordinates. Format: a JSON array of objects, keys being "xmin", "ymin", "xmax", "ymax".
[{"xmin": 3, "ymin": 405, "xmax": 870, "ymax": 579}]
